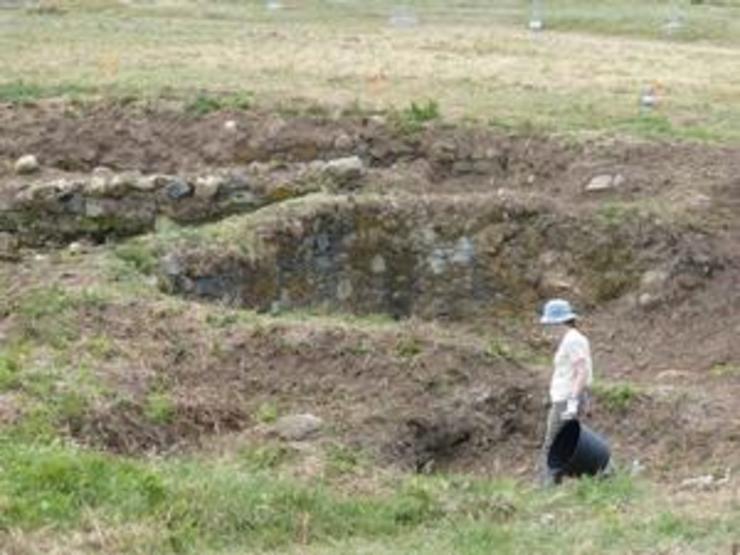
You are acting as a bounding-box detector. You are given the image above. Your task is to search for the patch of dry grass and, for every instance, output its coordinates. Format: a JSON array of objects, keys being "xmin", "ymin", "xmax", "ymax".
[{"xmin": 0, "ymin": 1, "xmax": 739, "ymax": 141}]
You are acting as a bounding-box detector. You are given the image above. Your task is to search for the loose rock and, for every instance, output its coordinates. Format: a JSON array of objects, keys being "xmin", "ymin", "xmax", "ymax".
[
  {"xmin": 68, "ymin": 241, "xmax": 88, "ymax": 255},
  {"xmin": 640, "ymin": 269, "xmax": 670, "ymax": 291},
  {"xmin": 333, "ymin": 132, "xmax": 354, "ymax": 151},
  {"xmin": 14, "ymin": 154, "xmax": 40, "ymax": 175},
  {"xmin": 585, "ymin": 174, "xmax": 624, "ymax": 192},
  {"xmin": 323, "ymin": 156, "xmax": 365, "ymax": 186},
  {"xmin": 272, "ymin": 414, "xmax": 324, "ymax": 441},
  {"xmin": 638, "ymin": 292, "xmax": 660, "ymax": 309}
]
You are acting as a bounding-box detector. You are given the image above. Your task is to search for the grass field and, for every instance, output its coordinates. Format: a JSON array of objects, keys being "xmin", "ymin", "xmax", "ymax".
[
  {"xmin": 1, "ymin": 0, "xmax": 740, "ymax": 142},
  {"xmin": 1, "ymin": 435, "xmax": 738, "ymax": 554}
]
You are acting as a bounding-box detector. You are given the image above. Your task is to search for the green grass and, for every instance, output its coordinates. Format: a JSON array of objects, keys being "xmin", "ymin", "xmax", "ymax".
[
  {"xmin": 144, "ymin": 392, "xmax": 176, "ymax": 425},
  {"xmin": 395, "ymin": 336, "xmax": 424, "ymax": 358},
  {"xmin": 325, "ymin": 444, "xmax": 365, "ymax": 477},
  {"xmin": 710, "ymin": 362, "xmax": 740, "ymax": 377},
  {"xmin": 483, "ymin": 336, "xmax": 541, "ymax": 365},
  {"xmin": 238, "ymin": 442, "xmax": 296, "ymax": 471},
  {"xmin": 0, "ymin": 345, "xmax": 24, "ymax": 391},
  {"xmin": 185, "ymin": 91, "xmax": 254, "ymax": 116},
  {"xmin": 0, "ymin": 80, "xmax": 93, "ymax": 104},
  {"xmin": 1, "ymin": 440, "xmax": 738, "ymax": 554},
  {"xmin": 592, "ymin": 382, "xmax": 641, "ymax": 412},
  {"xmin": 255, "ymin": 401, "xmax": 280, "ymax": 424},
  {"xmin": 0, "ymin": 438, "xmax": 167, "ymax": 530},
  {"xmin": 185, "ymin": 91, "xmax": 254, "ymax": 117},
  {"xmin": 13, "ymin": 285, "xmax": 108, "ymax": 348},
  {"xmin": 0, "ymin": 439, "xmax": 444, "ymax": 552},
  {"xmin": 0, "ymin": 285, "xmax": 117, "ymax": 441},
  {"xmin": 391, "ymin": 99, "xmax": 442, "ymax": 134},
  {"xmin": 113, "ymin": 240, "xmax": 159, "ymax": 276}
]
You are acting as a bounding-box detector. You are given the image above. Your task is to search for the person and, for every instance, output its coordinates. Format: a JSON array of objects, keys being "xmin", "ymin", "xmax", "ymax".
[{"xmin": 538, "ymin": 298, "xmax": 593, "ymax": 486}]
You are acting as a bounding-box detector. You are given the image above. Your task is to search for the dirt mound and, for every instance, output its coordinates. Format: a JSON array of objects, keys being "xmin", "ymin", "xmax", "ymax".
[
  {"xmin": 390, "ymin": 385, "xmax": 540, "ymax": 473},
  {"xmin": 56, "ymin": 301, "xmax": 738, "ymax": 476},
  {"xmin": 2, "ymin": 101, "xmax": 738, "ymax": 208}
]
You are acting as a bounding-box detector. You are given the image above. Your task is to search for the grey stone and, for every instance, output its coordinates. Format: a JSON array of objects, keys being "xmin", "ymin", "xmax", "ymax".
[
  {"xmin": 371, "ymin": 254, "xmax": 387, "ymax": 274},
  {"xmin": 89, "ymin": 174, "xmax": 113, "ymax": 196},
  {"xmin": 85, "ymin": 199, "xmax": 107, "ymax": 218},
  {"xmin": 60, "ymin": 191, "xmax": 85, "ymax": 215},
  {"xmin": 194, "ymin": 175, "xmax": 222, "ymax": 200},
  {"xmin": 107, "ymin": 171, "xmax": 141, "ymax": 198},
  {"xmin": 164, "ymin": 177, "xmax": 193, "ymax": 201},
  {"xmin": 92, "ymin": 166, "xmax": 114, "ymax": 176},
  {"xmin": 337, "ymin": 278, "xmax": 353, "ymax": 301},
  {"xmin": 68, "ymin": 242, "xmax": 86, "ymax": 255},
  {"xmin": 450, "ymin": 237, "xmax": 475, "ymax": 265},
  {"xmin": 323, "ymin": 156, "xmax": 365, "ymax": 184},
  {"xmin": 638, "ymin": 292, "xmax": 660, "ymax": 309},
  {"xmin": 640, "ymin": 269, "xmax": 670, "ymax": 291},
  {"xmin": 428, "ymin": 249, "xmax": 447, "ymax": 275},
  {"xmin": 87, "ymin": 167, "xmax": 117, "ymax": 196},
  {"xmin": 687, "ymin": 193, "xmax": 711, "ymax": 209},
  {"xmin": 133, "ymin": 175, "xmax": 159, "ymax": 192},
  {"xmin": 87, "ymin": 173, "xmax": 141, "ymax": 198},
  {"xmin": 272, "ymin": 414, "xmax": 323, "ymax": 441},
  {"xmin": 585, "ymin": 174, "xmax": 623, "ymax": 192},
  {"xmin": 160, "ymin": 253, "xmax": 184, "ymax": 277},
  {"xmin": 14, "ymin": 154, "xmax": 39, "ymax": 175},
  {"xmin": 333, "ymin": 132, "xmax": 354, "ymax": 151}
]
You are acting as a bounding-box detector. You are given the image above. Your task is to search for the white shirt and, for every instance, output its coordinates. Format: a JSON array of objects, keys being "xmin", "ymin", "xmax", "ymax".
[{"xmin": 550, "ymin": 328, "xmax": 593, "ymax": 402}]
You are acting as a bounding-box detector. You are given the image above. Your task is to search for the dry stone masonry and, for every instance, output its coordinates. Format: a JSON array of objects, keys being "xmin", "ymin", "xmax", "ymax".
[{"xmin": 0, "ymin": 158, "xmax": 367, "ymax": 247}]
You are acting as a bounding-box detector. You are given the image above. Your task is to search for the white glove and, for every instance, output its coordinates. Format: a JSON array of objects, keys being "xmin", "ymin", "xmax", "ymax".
[{"xmin": 561, "ymin": 398, "xmax": 579, "ymax": 421}]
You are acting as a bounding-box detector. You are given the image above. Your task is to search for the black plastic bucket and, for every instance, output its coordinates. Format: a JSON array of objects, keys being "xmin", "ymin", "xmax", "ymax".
[{"xmin": 547, "ymin": 420, "xmax": 611, "ymax": 478}]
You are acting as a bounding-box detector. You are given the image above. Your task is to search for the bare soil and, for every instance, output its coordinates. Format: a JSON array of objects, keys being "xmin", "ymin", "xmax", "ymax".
[{"xmin": 2, "ymin": 100, "xmax": 739, "ymax": 210}]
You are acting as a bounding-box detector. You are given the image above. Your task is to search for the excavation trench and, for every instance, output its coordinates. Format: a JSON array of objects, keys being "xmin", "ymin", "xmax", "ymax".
[{"xmin": 2, "ymin": 106, "xmax": 737, "ymax": 475}]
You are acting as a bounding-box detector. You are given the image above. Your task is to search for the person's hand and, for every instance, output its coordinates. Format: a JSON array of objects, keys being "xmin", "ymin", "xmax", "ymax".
[{"xmin": 561, "ymin": 398, "xmax": 579, "ymax": 420}]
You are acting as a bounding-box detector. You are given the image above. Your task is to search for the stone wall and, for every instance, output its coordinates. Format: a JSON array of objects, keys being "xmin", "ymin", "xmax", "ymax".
[
  {"xmin": 0, "ymin": 157, "xmax": 365, "ymax": 249},
  {"xmin": 160, "ymin": 193, "xmax": 713, "ymax": 319}
]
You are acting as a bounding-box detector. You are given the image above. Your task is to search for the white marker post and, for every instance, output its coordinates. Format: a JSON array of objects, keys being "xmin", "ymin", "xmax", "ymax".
[
  {"xmin": 389, "ymin": 5, "xmax": 418, "ymax": 28},
  {"xmin": 266, "ymin": 0, "xmax": 282, "ymax": 11},
  {"xmin": 665, "ymin": 0, "xmax": 685, "ymax": 34},
  {"xmin": 529, "ymin": 0, "xmax": 544, "ymax": 31}
]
